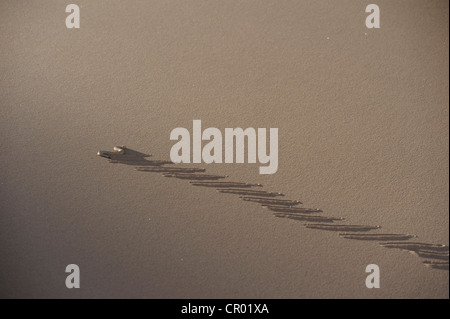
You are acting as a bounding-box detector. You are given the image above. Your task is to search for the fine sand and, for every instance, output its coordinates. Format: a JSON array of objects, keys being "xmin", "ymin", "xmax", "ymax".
[{"xmin": 0, "ymin": 0, "xmax": 448, "ymax": 298}]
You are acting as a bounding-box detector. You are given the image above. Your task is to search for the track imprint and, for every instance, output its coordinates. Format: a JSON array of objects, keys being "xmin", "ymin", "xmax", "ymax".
[{"xmin": 97, "ymin": 146, "xmax": 448, "ymax": 271}]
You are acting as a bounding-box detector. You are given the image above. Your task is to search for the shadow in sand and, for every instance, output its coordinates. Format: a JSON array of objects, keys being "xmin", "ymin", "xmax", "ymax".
[
  {"xmin": 217, "ymin": 189, "xmax": 284, "ymax": 197},
  {"xmin": 97, "ymin": 146, "xmax": 151, "ymax": 159},
  {"xmin": 380, "ymin": 242, "xmax": 449, "ymax": 252},
  {"xmin": 190, "ymin": 182, "xmax": 263, "ymax": 188},
  {"xmin": 274, "ymin": 212, "xmax": 343, "ymax": 223},
  {"xmin": 98, "ymin": 146, "xmax": 174, "ymax": 166},
  {"xmin": 423, "ymin": 260, "xmax": 449, "ymax": 270},
  {"xmin": 263, "ymin": 205, "xmax": 322, "ymax": 213},
  {"xmin": 305, "ymin": 224, "xmax": 381, "ymax": 232},
  {"xmin": 409, "ymin": 250, "xmax": 449, "ymax": 261},
  {"xmin": 136, "ymin": 167, "xmax": 206, "ymax": 173},
  {"xmin": 163, "ymin": 173, "xmax": 228, "ymax": 180},
  {"xmin": 339, "ymin": 233, "xmax": 416, "ymax": 241},
  {"xmin": 240, "ymin": 196, "xmax": 302, "ymax": 206},
  {"xmin": 109, "ymin": 159, "xmax": 173, "ymax": 166}
]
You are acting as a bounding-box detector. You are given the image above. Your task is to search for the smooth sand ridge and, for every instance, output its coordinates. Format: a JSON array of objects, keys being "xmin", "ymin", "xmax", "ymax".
[{"xmin": 98, "ymin": 146, "xmax": 449, "ymax": 271}]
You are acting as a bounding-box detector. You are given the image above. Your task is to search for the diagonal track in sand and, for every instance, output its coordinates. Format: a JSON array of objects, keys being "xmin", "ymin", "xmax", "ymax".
[{"xmin": 97, "ymin": 146, "xmax": 449, "ymax": 271}]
